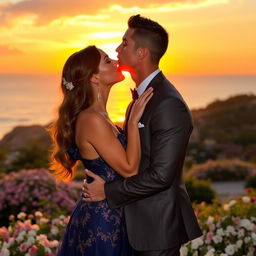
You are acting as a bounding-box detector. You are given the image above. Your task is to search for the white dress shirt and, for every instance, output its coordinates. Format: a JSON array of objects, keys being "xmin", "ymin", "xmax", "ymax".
[{"xmin": 136, "ymin": 69, "xmax": 161, "ymax": 97}]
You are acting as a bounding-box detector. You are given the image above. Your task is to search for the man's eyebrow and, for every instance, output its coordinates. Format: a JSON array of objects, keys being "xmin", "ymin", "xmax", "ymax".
[{"xmin": 122, "ymin": 38, "xmax": 127, "ymax": 42}]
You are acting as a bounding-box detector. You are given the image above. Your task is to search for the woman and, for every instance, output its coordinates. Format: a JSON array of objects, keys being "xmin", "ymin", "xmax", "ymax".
[{"xmin": 49, "ymin": 45, "xmax": 153, "ymax": 255}]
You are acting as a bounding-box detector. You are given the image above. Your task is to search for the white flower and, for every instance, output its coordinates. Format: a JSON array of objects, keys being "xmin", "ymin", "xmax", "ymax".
[
  {"xmin": 252, "ymin": 232, "xmax": 256, "ymax": 243},
  {"xmin": 247, "ymin": 247, "xmax": 255, "ymax": 256},
  {"xmin": 229, "ymin": 200, "xmax": 237, "ymax": 206},
  {"xmin": 224, "ymin": 200, "xmax": 237, "ymax": 210},
  {"xmin": 180, "ymin": 246, "xmax": 188, "ymax": 256},
  {"xmin": 17, "ymin": 212, "xmax": 26, "ymax": 219},
  {"xmin": 238, "ymin": 228, "xmax": 245, "ymax": 238},
  {"xmin": 51, "ymin": 226, "xmax": 59, "ymax": 235},
  {"xmin": 49, "ymin": 240, "xmax": 59, "ymax": 248},
  {"xmin": 36, "ymin": 234, "xmax": 47, "ymax": 242},
  {"xmin": 244, "ymin": 236, "xmax": 251, "ymax": 243},
  {"xmin": 242, "ymin": 196, "xmax": 250, "ymax": 203},
  {"xmin": 27, "ymin": 237, "xmax": 35, "ymax": 247},
  {"xmin": 220, "ymin": 254, "xmax": 228, "ymax": 256},
  {"xmin": 44, "ymin": 247, "xmax": 51, "ymax": 253},
  {"xmin": 226, "ymin": 225, "xmax": 236, "ymax": 235},
  {"xmin": 28, "ymin": 230, "xmax": 37, "ymax": 237},
  {"xmin": 16, "ymin": 230, "xmax": 26, "ymax": 242},
  {"xmin": 31, "ymin": 224, "xmax": 40, "ymax": 231},
  {"xmin": 213, "ymin": 234, "xmax": 222, "ymax": 244},
  {"xmin": 236, "ymin": 240, "xmax": 243, "ymax": 249},
  {"xmin": 240, "ymin": 219, "xmax": 253, "ymax": 231},
  {"xmin": 225, "ymin": 244, "xmax": 236, "ymax": 255},
  {"xmin": 35, "ymin": 211, "xmax": 43, "ymax": 217},
  {"xmin": 223, "ymin": 203, "xmax": 230, "ymax": 211},
  {"xmin": 207, "ymin": 216, "xmax": 214, "ymax": 225},
  {"xmin": 6, "ymin": 238, "xmax": 14, "ymax": 248},
  {"xmin": 39, "ymin": 217, "xmax": 49, "ymax": 224},
  {"xmin": 205, "ymin": 248, "xmax": 215, "ymax": 256},
  {"xmin": 192, "ymin": 252, "xmax": 198, "ymax": 256},
  {"xmin": 0, "ymin": 247, "xmax": 10, "ymax": 256},
  {"xmin": 24, "ymin": 220, "xmax": 31, "ymax": 225},
  {"xmin": 217, "ymin": 228, "xmax": 225, "ymax": 236},
  {"xmin": 191, "ymin": 237, "xmax": 204, "ymax": 250}
]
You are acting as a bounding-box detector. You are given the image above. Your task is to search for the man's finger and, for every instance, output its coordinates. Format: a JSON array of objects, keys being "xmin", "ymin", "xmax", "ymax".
[{"xmin": 85, "ymin": 169, "xmax": 99, "ymax": 180}]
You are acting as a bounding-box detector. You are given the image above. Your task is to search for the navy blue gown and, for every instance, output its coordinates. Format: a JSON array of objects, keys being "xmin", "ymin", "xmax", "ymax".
[{"xmin": 57, "ymin": 129, "xmax": 132, "ymax": 256}]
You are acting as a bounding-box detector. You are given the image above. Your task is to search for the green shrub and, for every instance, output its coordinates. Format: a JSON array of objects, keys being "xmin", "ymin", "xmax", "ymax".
[
  {"xmin": 185, "ymin": 176, "xmax": 216, "ymax": 203},
  {"xmin": 245, "ymin": 175, "xmax": 256, "ymax": 188},
  {"xmin": 7, "ymin": 142, "xmax": 50, "ymax": 172},
  {"xmin": 186, "ymin": 159, "xmax": 255, "ymax": 181}
]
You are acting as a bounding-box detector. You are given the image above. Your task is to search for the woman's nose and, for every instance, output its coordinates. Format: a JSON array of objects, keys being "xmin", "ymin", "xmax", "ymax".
[{"xmin": 116, "ymin": 44, "xmax": 121, "ymax": 53}]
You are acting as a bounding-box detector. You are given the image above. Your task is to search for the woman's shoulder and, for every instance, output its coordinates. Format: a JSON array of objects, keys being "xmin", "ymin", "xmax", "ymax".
[{"xmin": 76, "ymin": 109, "xmax": 107, "ymax": 129}]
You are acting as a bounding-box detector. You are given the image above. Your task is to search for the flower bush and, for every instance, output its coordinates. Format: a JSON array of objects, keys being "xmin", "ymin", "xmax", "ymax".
[
  {"xmin": 186, "ymin": 159, "xmax": 256, "ymax": 181},
  {"xmin": 185, "ymin": 177, "xmax": 216, "ymax": 204},
  {"xmin": 181, "ymin": 188, "xmax": 256, "ymax": 255},
  {"xmin": 0, "ymin": 169, "xmax": 81, "ymax": 226},
  {"xmin": 0, "ymin": 211, "xmax": 69, "ymax": 256}
]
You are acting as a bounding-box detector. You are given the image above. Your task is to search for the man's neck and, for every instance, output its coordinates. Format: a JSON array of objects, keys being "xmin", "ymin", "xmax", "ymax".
[{"xmin": 131, "ymin": 65, "xmax": 159, "ymax": 88}]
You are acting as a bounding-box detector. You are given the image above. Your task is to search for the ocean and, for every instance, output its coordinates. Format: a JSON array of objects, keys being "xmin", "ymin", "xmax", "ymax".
[{"xmin": 0, "ymin": 73, "xmax": 255, "ymax": 139}]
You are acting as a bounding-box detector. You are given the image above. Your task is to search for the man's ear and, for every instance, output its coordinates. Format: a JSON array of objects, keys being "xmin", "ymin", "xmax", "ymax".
[
  {"xmin": 137, "ymin": 47, "xmax": 148, "ymax": 60},
  {"xmin": 90, "ymin": 73, "xmax": 99, "ymax": 84}
]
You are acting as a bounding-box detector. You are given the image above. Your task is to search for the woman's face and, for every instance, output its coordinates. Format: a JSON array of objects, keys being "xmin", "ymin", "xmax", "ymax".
[{"xmin": 97, "ymin": 49, "xmax": 125, "ymax": 86}]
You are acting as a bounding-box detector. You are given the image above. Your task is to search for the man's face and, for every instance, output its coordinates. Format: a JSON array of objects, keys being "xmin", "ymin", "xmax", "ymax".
[{"xmin": 116, "ymin": 28, "xmax": 138, "ymax": 72}]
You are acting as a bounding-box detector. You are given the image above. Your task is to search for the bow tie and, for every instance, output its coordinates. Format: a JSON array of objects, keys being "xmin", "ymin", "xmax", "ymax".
[{"xmin": 130, "ymin": 88, "xmax": 138, "ymax": 100}]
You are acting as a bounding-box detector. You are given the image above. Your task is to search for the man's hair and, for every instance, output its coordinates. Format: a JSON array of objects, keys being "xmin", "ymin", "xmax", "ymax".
[{"xmin": 128, "ymin": 14, "xmax": 169, "ymax": 65}]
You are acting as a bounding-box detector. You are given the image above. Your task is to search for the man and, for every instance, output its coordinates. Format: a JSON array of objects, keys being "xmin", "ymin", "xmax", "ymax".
[{"xmin": 83, "ymin": 14, "xmax": 202, "ymax": 256}]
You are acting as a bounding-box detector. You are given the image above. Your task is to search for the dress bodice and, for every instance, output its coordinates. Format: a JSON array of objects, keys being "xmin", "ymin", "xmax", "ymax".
[{"xmin": 67, "ymin": 128, "xmax": 127, "ymax": 183}]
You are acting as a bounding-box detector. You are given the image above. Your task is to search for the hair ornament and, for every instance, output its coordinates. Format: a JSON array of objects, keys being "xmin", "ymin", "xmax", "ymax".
[{"xmin": 63, "ymin": 77, "xmax": 74, "ymax": 91}]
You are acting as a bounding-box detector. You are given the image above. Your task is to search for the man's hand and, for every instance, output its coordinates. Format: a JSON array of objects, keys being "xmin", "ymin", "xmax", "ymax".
[{"xmin": 82, "ymin": 169, "xmax": 106, "ymax": 202}]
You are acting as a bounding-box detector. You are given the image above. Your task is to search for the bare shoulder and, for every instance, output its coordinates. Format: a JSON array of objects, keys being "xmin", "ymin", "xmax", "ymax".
[
  {"xmin": 77, "ymin": 109, "xmax": 102, "ymax": 125},
  {"xmin": 76, "ymin": 109, "xmax": 109, "ymax": 133}
]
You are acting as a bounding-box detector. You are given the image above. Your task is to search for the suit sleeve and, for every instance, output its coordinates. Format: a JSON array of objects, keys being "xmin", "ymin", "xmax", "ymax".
[{"xmin": 105, "ymin": 97, "xmax": 193, "ymax": 209}]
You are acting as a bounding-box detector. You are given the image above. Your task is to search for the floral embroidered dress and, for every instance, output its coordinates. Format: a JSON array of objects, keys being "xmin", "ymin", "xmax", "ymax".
[{"xmin": 57, "ymin": 129, "xmax": 132, "ymax": 256}]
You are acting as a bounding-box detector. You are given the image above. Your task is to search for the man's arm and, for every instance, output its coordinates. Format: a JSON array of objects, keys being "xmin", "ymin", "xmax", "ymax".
[{"xmin": 105, "ymin": 97, "xmax": 193, "ymax": 209}]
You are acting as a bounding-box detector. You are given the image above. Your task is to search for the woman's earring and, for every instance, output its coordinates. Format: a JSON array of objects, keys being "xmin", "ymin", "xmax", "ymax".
[{"xmin": 97, "ymin": 86, "xmax": 101, "ymax": 101}]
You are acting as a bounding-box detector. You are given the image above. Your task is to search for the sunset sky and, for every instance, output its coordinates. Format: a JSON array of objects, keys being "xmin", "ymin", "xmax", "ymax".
[{"xmin": 0, "ymin": 0, "xmax": 255, "ymax": 75}]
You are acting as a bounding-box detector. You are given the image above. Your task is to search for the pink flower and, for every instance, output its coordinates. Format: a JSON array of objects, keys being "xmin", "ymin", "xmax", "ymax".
[
  {"xmin": 0, "ymin": 227, "xmax": 8, "ymax": 239},
  {"xmin": 19, "ymin": 242, "xmax": 29, "ymax": 252},
  {"xmin": 28, "ymin": 245, "xmax": 38, "ymax": 255},
  {"xmin": 206, "ymin": 232, "xmax": 213, "ymax": 243}
]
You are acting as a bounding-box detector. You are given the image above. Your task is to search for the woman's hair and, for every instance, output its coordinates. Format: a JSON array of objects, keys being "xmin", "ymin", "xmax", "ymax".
[{"xmin": 49, "ymin": 45, "xmax": 101, "ymax": 180}]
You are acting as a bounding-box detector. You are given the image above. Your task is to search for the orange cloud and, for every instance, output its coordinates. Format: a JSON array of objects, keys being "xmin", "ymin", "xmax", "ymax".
[
  {"xmin": 0, "ymin": 0, "xmax": 224, "ymax": 25},
  {"xmin": 0, "ymin": 44, "xmax": 23, "ymax": 55}
]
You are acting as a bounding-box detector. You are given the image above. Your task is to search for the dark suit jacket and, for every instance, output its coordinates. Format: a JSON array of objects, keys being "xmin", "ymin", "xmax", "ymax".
[{"xmin": 105, "ymin": 72, "xmax": 202, "ymax": 251}]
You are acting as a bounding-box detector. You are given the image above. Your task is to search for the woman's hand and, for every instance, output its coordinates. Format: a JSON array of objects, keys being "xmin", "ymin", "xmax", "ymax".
[{"xmin": 129, "ymin": 87, "xmax": 154, "ymax": 124}]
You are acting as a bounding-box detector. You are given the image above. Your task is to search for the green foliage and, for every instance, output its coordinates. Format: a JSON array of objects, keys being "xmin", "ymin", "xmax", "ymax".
[
  {"xmin": 186, "ymin": 159, "xmax": 255, "ymax": 181},
  {"xmin": 185, "ymin": 176, "xmax": 216, "ymax": 204},
  {"xmin": 0, "ymin": 147, "xmax": 8, "ymax": 176},
  {"xmin": 192, "ymin": 94, "xmax": 256, "ymax": 146},
  {"xmin": 245, "ymin": 175, "xmax": 256, "ymax": 188},
  {"xmin": 7, "ymin": 141, "xmax": 50, "ymax": 172}
]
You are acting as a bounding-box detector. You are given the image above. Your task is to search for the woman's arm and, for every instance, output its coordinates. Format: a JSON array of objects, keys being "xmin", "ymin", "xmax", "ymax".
[{"xmin": 78, "ymin": 88, "xmax": 153, "ymax": 178}]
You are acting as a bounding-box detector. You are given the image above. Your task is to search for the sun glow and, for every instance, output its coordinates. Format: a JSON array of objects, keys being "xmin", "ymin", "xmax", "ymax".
[{"xmin": 0, "ymin": 0, "xmax": 255, "ymax": 75}]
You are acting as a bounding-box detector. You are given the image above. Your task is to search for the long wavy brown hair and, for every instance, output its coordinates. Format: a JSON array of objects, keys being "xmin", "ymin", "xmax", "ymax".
[{"xmin": 49, "ymin": 46, "xmax": 101, "ymax": 180}]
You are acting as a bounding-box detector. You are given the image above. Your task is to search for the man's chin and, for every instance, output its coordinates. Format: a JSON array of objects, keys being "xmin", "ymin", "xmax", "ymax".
[{"xmin": 119, "ymin": 65, "xmax": 132, "ymax": 73}]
